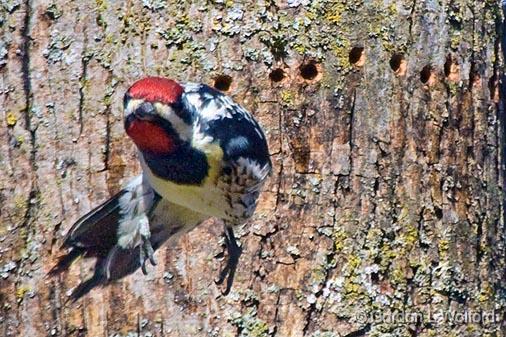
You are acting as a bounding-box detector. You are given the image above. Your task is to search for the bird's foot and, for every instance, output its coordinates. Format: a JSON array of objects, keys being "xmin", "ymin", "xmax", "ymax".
[
  {"xmin": 215, "ymin": 227, "xmax": 242, "ymax": 295},
  {"xmin": 139, "ymin": 234, "xmax": 157, "ymax": 275},
  {"xmin": 138, "ymin": 216, "xmax": 156, "ymax": 274}
]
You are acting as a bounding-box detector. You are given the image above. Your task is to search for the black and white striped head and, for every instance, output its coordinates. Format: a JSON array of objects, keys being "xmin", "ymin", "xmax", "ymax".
[{"xmin": 123, "ymin": 77, "xmax": 193, "ymax": 154}]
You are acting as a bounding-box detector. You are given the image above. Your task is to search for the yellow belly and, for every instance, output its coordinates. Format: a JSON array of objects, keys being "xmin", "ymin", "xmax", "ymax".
[
  {"xmin": 139, "ymin": 141, "xmax": 229, "ymax": 219},
  {"xmin": 145, "ymin": 168, "xmax": 229, "ymax": 219}
]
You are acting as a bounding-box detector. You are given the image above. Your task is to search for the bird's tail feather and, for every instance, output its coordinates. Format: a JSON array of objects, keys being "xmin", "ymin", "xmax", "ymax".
[
  {"xmin": 55, "ymin": 247, "xmax": 143, "ymax": 303},
  {"xmin": 48, "ymin": 184, "xmax": 173, "ymax": 302},
  {"xmin": 48, "ymin": 190, "xmax": 127, "ymax": 277},
  {"xmin": 65, "ymin": 223, "xmax": 171, "ymax": 302},
  {"xmin": 48, "ymin": 176, "xmax": 152, "ymax": 301}
]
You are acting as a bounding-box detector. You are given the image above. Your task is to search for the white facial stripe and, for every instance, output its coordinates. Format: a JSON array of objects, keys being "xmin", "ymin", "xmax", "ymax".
[
  {"xmin": 154, "ymin": 102, "xmax": 192, "ymax": 141},
  {"xmin": 125, "ymin": 99, "xmax": 144, "ymax": 116}
]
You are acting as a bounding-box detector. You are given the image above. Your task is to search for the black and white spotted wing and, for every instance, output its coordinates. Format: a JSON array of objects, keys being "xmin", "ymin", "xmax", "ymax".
[
  {"xmin": 182, "ymin": 83, "xmax": 272, "ymax": 221},
  {"xmin": 183, "ymin": 83, "xmax": 271, "ymax": 168}
]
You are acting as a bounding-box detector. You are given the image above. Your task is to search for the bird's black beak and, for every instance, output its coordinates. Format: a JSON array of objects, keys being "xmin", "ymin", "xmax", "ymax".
[
  {"xmin": 134, "ymin": 102, "xmax": 157, "ymax": 121},
  {"xmin": 124, "ymin": 101, "xmax": 158, "ymax": 130}
]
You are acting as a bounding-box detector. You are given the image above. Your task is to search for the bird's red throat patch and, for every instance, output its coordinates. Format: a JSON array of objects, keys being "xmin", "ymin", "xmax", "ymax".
[
  {"xmin": 126, "ymin": 119, "xmax": 175, "ymax": 154},
  {"xmin": 127, "ymin": 77, "xmax": 184, "ymax": 105}
]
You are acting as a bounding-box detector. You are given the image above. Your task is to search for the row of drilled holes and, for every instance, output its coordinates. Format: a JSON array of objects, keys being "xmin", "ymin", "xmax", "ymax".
[
  {"xmin": 213, "ymin": 63, "xmax": 318, "ymax": 91},
  {"xmin": 213, "ymin": 48, "xmax": 493, "ymax": 92},
  {"xmin": 267, "ymin": 64, "xmax": 320, "ymax": 83},
  {"xmin": 349, "ymin": 47, "xmax": 488, "ymax": 89}
]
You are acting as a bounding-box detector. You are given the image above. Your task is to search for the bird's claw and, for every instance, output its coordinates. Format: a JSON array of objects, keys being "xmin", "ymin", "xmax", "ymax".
[
  {"xmin": 215, "ymin": 227, "xmax": 242, "ymax": 295},
  {"xmin": 140, "ymin": 234, "xmax": 156, "ymax": 275},
  {"xmin": 215, "ymin": 246, "xmax": 242, "ymax": 295}
]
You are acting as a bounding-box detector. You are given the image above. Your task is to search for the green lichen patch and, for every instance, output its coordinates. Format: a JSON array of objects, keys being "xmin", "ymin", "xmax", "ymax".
[
  {"xmin": 142, "ymin": 0, "xmax": 167, "ymax": 11},
  {"xmin": 1, "ymin": 0, "xmax": 21, "ymax": 13},
  {"xmin": 158, "ymin": 14, "xmax": 202, "ymax": 48},
  {"xmin": 45, "ymin": 3, "xmax": 62, "ymax": 20},
  {"xmin": 42, "ymin": 32, "xmax": 73, "ymax": 64},
  {"xmin": 230, "ymin": 308, "xmax": 270, "ymax": 337}
]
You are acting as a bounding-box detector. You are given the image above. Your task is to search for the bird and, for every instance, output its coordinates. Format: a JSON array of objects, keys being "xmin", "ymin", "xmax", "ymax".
[{"xmin": 48, "ymin": 76, "xmax": 272, "ymax": 301}]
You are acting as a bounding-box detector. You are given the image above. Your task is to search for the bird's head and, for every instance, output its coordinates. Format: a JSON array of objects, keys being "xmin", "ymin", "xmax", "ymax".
[{"xmin": 123, "ymin": 77, "xmax": 193, "ymax": 154}]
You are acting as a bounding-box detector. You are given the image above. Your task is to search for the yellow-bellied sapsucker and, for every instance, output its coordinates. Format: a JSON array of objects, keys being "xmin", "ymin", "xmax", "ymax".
[{"xmin": 49, "ymin": 77, "xmax": 271, "ymax": 301}]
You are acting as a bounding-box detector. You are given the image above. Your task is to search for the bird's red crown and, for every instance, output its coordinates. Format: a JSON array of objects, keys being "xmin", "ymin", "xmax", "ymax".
[{"xmin": 127, "ymin": 76, "xmax": 183, "ymax": 105}]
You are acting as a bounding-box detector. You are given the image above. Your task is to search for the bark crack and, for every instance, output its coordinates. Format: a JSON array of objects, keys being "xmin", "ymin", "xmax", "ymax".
[
  {"xmin": 275, "ymin": 105, "xmax": 285, "ymax": 209},
  {"xmin": 103, "ymin": 72, "xmax": 114, "ymax": 171},
  {"xmin": 270, "ymin": 290, "xmax": 281, "ymax": 337},
  {"xmin": 407, "ymin": 0, "xmax": 417, "ymax": 43},
  {"xmin": 19, "ymin": 0, "xmax": 37, "ymax": 229},
  {"xmin": 301, "ymin": 301, "xmax": 316, "ymax": 336},
  {"xmin": 21, "ymin": 0, "xmax": 35, "ymax": 163},
  {"xmin": 78, "ymin": 54, "xmax": 89, "ymax": 138},
  {"xmin": 496, "ymin": 2, "xmax": 506, "ymax": 282},
  {"xmin": 15, "ymin": 0, "xmax": 39, "ymax": 323},
  {"xmin": 342, "ymin": 324, "xmax": 371, "ymax": 337},
  {"xmin": 349, "ymin": 89, "xmax": 357, "ymax": 175}
]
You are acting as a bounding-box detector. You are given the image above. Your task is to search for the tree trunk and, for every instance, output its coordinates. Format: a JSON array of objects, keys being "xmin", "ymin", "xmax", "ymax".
[{"xmin": 1, "ymin": 1, "xmax": 505, "ymax": 336}]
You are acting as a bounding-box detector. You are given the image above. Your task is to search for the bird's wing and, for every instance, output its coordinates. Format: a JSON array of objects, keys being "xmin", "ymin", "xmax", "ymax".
[
  {"xmin": 48, "ymin": 175, "xmax": 160, "ymax": 302},
  {"xmin": 183, "ymin": 82, "xmax": 272, "ymax": 168}
]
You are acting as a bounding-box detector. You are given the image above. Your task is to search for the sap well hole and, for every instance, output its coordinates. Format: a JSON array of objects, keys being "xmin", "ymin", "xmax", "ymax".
[
  {"xmin": 299, "ymin": 63, "xmax": 319, "ymax": 80},
  {"xmin": 213, "ymin": 75, "xmax": 233, "ymax": 91},
  {"xmin": 269, "ymin": 68, "xmax": 286, "ymax": 82}
]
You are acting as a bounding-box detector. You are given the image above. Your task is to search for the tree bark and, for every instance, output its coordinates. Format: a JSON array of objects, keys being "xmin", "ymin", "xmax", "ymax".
[{"xmin": 1, "ymin": 1, "xmax": 505, "ymax": 336}]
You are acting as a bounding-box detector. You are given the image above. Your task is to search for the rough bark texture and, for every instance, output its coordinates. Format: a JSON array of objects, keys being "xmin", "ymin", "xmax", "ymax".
[{"xmin": 0, "ymin": 1, "xmax": 505, "ymax": 336}]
